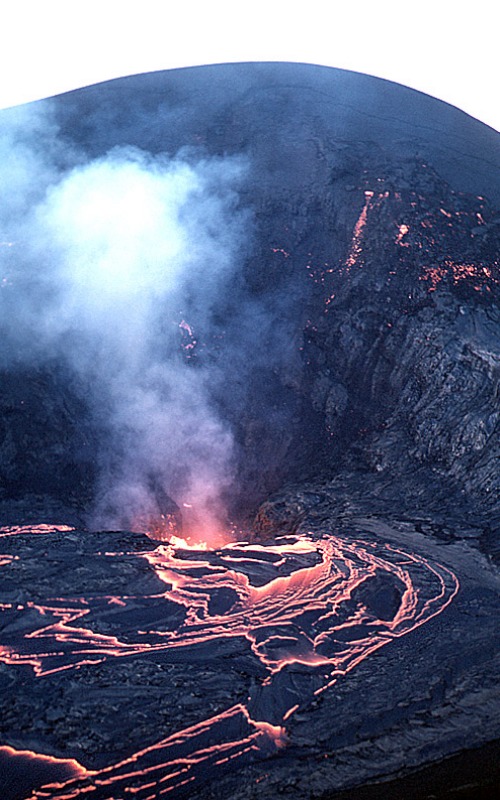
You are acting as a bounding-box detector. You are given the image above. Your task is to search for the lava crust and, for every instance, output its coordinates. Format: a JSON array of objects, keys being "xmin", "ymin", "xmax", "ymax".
[{"xmin": 0, "ymin": 63, "xmax": 499, "ymax": 799}]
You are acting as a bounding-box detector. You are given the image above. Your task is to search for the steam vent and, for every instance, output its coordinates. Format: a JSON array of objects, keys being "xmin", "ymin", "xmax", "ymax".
[{"xmin": 1, "ymin": 63, "xmax": 499, "ymax": 799}]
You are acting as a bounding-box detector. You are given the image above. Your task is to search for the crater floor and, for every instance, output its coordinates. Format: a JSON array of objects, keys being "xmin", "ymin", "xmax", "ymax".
[{"xmin": 0, "ymin": 512, "xmax": 498, "ymax": 799}]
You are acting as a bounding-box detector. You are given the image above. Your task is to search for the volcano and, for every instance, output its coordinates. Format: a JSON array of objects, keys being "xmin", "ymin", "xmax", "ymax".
[{"xmin": 0, "ymin": 63, "xmax": 499, "ymax": 799}]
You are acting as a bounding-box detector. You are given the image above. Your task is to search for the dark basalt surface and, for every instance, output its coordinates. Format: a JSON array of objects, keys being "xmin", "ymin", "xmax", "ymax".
[
  {"xmin": 0, "ymin": 63, "xmax": 499, "ymax": 798},
  {"xmin": 1, "ymin": 62, "xmax": 499, "ymax": 533},
  {"xmin": 0, "ymin": 521, "xmax": 498, "ymax": 800}
]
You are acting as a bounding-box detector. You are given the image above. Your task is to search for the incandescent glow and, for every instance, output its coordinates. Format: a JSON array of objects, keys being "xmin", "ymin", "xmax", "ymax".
[
  {"xmin": 313, "ymin": 178, "xmax": 500, "ymax": 312},
  {"xmin": 0, "ymin": 523, "xmax": 459, "ymax": 798},
  {"xmin": 0, "ymin": 110, "xmax": 248, "ymax": 542},
  {"xmin": 0, "ymin": 524, "xmax": 74, "ymax": 538},
  {"xmin": 344, "ymin": 191, "xmax": 374, "ymax": 268},
  {"xmin": 165, "ymin": 534, "xmax": 209, "ymax": 551},
  {"xmin": 395, "ymin": 222, "xmax": 410, "ymax": 246}
]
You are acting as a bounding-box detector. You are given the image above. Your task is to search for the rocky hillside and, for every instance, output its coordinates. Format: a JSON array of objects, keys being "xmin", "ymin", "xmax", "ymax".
[{"xmin": 0, "ymin": 62, "xmax": 499, "ymax": 551}]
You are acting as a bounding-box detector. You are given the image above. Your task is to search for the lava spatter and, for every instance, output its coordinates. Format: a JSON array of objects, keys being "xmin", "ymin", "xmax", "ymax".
[{"xmin": 0, "ymin": 525, "xmax": 458, "ymax": 799}]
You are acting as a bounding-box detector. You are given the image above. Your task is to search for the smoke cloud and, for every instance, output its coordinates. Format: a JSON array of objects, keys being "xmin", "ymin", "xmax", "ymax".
[{"xmin": 0, "ymin": 103, "xmax": 250, "ymax": 544}]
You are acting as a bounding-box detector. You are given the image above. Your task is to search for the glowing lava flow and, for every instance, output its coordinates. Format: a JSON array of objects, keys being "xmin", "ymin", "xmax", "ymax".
[
  {"xmin": 344, "ymin": 190, "xmax": 376, "ymax": 269},
  {"xmin": 0, "ymin": 525, "xmax": 459, "ymax": 799}
]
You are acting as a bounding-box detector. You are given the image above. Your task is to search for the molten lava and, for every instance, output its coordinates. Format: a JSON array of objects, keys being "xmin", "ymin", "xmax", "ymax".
[
  {"xmin": 143, "ymin": 514, "xmax": 228, "ymax": 550},
  {"xmin": 0, "ymin": 524, "xmax": 459, "ymax": 799}
]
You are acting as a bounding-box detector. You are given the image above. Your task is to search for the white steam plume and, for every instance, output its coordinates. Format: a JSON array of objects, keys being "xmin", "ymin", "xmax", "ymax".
[{"xmin": 0, "ymin": 104, "xmax": 249, "ymax": 544}]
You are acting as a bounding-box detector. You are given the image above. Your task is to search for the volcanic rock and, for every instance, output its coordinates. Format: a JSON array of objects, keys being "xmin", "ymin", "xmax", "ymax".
[{"xmin": 0, "ymin": 63, "xmax": 499, "ymax": 799}]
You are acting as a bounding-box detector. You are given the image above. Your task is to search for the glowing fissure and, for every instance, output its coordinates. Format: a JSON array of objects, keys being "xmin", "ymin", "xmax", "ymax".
[
  {"xmin": 0, "ymin": 745, "xmax": 93, "ymax": 793},
  {"xmin": 0, "ymin": 524, "xmax": 75, "ymax": 538},
  {"xmin": 344, "ymin": 190, "xmax": 374, "ymax": 269},
  {"xmin": 0, "ymin": 525, "xmax": 458, "ymax": 798},
  {"xmin": 323, "ymin": 189, "xmax": 387, "ymax": 307}
]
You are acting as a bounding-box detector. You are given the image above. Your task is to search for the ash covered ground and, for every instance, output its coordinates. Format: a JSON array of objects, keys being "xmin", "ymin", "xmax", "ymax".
[{"xmin": 0, "ymin": 63, "xmax": 499, "ymax": 798}]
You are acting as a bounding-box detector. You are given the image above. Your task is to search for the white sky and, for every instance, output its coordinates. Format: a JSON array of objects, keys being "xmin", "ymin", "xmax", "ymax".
[{"xmin": 1, "ymin": 0, "xmax": 499, "ymax": 131}]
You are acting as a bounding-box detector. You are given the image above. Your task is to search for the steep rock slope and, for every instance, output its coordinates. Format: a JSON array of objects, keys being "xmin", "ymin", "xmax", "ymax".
[
  {"xmin": 0, "ymin": 63, "xmax": 499, "ymax": 800},
  {"xmin": 0, "ymin": 61, "xmax": 499, "ymax": 540}
]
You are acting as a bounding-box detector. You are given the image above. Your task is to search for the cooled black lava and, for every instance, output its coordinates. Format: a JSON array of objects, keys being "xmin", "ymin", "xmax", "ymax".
[{"xmin": 0, "ymin": 63, "xmax": 499, "ymax": 800}]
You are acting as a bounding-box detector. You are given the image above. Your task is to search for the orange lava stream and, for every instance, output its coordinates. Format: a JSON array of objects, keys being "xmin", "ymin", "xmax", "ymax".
[
  {"xmin": 0, "ymin": 524, "xmax": 75, "ymax": 538},
  {"xmin": 0, "ymin": 745, "xmax": 91, "ymax": 779},
  {"xmin": 0, "ymin": 524, "xmax": 459, "ymax": 799}
]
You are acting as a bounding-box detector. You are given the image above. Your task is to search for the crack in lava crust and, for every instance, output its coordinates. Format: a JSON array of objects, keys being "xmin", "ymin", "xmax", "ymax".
[{"xmin": 0, "ymin": 527, "xmax": 459, "ymax": 799}]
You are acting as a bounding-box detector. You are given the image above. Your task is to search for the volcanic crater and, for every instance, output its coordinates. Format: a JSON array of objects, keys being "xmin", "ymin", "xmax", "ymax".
[{"xmin": 0, "ymin": 63, "xmax": 499, "ymax": 799}]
